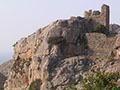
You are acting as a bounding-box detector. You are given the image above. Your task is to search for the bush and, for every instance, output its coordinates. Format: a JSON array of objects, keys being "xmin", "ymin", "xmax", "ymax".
[
  {"xmin": 47, "ymin": 36, "xmax": 65, "ymax": 45},
  {"xmin": 80, "ymin": 34, "xmax": 87, "ymax": 44},
  {"xmin": 93, "ymin": 24, "xmax": 109, "ymax": 35},
  {"xmin": 37, "ymin": 58, "xmax": 41, "ymax": 63},
  {"xmin": 67, "ymin": 85, "xmax": 78, "ymax": 90},
  {"xmin": 29, "ymin": 79, "xmax": 42, "ymax": 90},
  {"xmin": 108, "ymin": 56, "xmax": 114, "ymax": 61},
  {"xmin": 82, "ymin": 70, "xmax": 120, "ymax": 90}
]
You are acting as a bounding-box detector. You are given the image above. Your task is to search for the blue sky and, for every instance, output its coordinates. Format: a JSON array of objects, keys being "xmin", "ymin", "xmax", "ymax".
[{"xmin": 0, "ymin": 0, "xmax": 120, "ymax": 64}]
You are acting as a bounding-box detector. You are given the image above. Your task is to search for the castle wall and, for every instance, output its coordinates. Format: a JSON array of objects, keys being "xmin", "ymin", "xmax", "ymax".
[{"xmin": 84, "ymin": 4, "xmax": 110, "ymax": 30}]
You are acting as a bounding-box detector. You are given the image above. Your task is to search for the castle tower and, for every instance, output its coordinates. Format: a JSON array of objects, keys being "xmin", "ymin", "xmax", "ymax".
[
  {"xmin": 84, "ymin": 4, "xmax": 110, "ymax": 30},
  {"xmin": 101, "ymin": 4, "xmax": 110, "ymax": 30}
]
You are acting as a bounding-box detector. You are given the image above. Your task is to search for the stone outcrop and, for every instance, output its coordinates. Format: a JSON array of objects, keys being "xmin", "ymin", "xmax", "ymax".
[
  {"xmin": 5, "ymin": 17, "xmax": 93, "ymax": 90},
  {"xmin": 109, "ymin": 24, "xmax": 120, "ymax": 35},
  {"xmin": 3, "ymin": 4, "xmax": 120, "ymax": 90},
  {"xmin": 0, "ymin": 73, "xmax": 6, "ymax": 90},
  {"xmin": 0, "ymin": 60, "xmax": 13, "ymax": 90},
  {"xmin": 109, "ymin": 32, "xmax": 120, "ymax": 59},
  {"xmin": 0, "ymin": 60, "xmax": 13, "ymax": 77},
  {"xmin": 4, "ymin": 17, "xmax": 118, "ymax": 90},
  {"xmin": 84, "ymin": 4, "xmax": 110, "ymax": 30},
  {"xmin": 30, "ymin": 56, "xmax": 93, "ymax": 90}
]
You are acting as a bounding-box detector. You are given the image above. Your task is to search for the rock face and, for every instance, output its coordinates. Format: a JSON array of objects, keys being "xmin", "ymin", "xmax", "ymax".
[
  {"xmin": 109, "ymin": 24, "xmax": 120, "ymax": 35},
  {"xmin": 4, "ymin": 4, "xmax": 120, "ymax": 90},
  {"xmin": 5, "ymin": 16, "xmax": 98, "ymax": 90},
  {"xmin": 0, "ymin": 60, "xmax": 13, "ymax": 77},
  {"xmin": 0, "ymin": 73, "xmax": 6, "ymax": 90},
  {"xmin": 5, "ymin": 17, "xmax": 93, "ymax": 90},
  {"xmin": 4, "ymin": 17, "xmax": 118, "ymax": 90},
  {"xmin": 13, "ymin": 17, "xmax": 91, "ymax": 60},
  {"xmin": 32, "ymin": 56, "xmax": 93, "ymax": 90},
  {"xmin": 0, "ymin": 60, "xmax": 13, "ymax": 90}
]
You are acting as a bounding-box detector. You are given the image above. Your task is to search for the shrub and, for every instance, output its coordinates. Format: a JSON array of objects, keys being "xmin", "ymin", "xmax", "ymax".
[
  {"xmin": 84, "ymin": 45, "xmax": 89, "ymax": 49},
  {"xmin": 37, "ymin": 58, "xmax": 41, "ymax": 63},
  {"xmin": 67, "ymin": 85, "xmax": 78, "ymax": 90},
  {"xmin": 108, "ymin": 56, "xmax": 114, "ymax": 61},
  {"xmin": 47, "ymin": 36, "xmax": 65, "ymax": 45},
  {"xmin": 80, "ymin": 34, "xmax": 87, "ymax": 44},
  {"xmin": 29, "ymin": 79, "xmax": 42, "ymax": 90},
  {"xmin": 93, "ymin": 24, "xmax": 109, "ymax": 35},
  {"xmin": 82, "ymin": 69, "xmax": 120, "ymax": 90}
]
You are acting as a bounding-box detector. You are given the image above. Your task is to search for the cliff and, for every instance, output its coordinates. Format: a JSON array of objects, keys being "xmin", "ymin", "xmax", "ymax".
[
  {"xmin": 0, "ymin": 60, "xmax": 13, "ymax": 90},
  {"xmin": 3, "ymin": 4, "xmax": 120, "ymax": 90}
]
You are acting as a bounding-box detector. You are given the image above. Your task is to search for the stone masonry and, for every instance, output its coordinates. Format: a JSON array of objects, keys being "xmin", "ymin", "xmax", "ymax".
[{"xmin": 84, "ymin": 4, "xmax": 110, "ymax": 30}]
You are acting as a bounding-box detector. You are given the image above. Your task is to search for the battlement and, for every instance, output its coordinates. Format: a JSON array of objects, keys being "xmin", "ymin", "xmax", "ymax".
[{"xmin": 84, "ymin": 4, "xmax": 110, "ymax": 30}]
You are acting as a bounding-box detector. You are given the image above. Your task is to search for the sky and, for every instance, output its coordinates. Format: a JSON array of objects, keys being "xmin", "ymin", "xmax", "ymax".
[{"xmin": 0, "ymin": 0, "xmax": 120, "ymax": 64}]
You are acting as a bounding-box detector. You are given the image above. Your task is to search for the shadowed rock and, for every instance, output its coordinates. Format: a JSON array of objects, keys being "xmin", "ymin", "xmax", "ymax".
[
  {"xmin": 0, "ymin": 60, "xmax": 13, "ymax": 90},
  {"xmin": 0, "ymin": 72, "xmax": 6, "ymax": 90}
]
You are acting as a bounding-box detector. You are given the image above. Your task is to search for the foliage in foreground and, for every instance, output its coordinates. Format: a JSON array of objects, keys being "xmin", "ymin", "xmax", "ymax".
[
  {"xmin": 67, "ymin": 85, "xmax": 78, "ymax": 90},
  {"xmin": 92, "ymin": 24, "xmax": 109, "ymax": 35},
  {"xmin": 29, "ymin": 79, "xmax": 42, "ymax": 90},
  {"xmin": 82, "ymin": 70, "xmax": 120, "ymax": 90}
]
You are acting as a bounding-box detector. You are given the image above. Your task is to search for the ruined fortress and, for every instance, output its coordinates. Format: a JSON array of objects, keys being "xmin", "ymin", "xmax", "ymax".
[{"xmin": 84, "ymin": 4, "xmax": 110, "ymax": 30}]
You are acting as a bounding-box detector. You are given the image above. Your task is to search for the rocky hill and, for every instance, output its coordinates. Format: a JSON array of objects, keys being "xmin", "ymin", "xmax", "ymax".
[
  {"xmin": 0, "ymin": 60, "xmax": 13, "ymax": 90},
  {"xmin": 1, "ymin": 4, "xmax": 120, "ymax": 90},
  {"xmin": 109, "ymin": 24, "xmax": 120, "ymax": 35}
]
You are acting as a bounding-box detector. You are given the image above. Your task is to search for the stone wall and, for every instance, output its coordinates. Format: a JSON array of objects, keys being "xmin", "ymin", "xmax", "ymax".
[
  {"xmin": 84, "ymin": 4, "xmax": 110, "ymax": 30},
  {"xmin": 85, "ymin": 33, "xmax": 116, "ymax": 60}
]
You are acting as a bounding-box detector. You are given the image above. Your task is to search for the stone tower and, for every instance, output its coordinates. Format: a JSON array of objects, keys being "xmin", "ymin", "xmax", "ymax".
[{"xmin": 84, "ymin": 4, "xmax": 110, "ymax": 30}]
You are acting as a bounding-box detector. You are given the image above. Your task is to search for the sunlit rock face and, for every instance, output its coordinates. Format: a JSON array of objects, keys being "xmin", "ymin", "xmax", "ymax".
[
  {"xmin": 4, "ymin": 4, "xmax": 120, "ymax": 90},
  {"xmin": 4, "ymin": 17, "xmax": 93, "ymax": 90}
]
